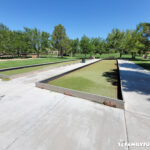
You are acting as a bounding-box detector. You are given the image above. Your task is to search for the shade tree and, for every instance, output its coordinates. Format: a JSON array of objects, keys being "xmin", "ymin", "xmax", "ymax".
[
  {"xmin": 80, "ymin": 35, "xmax": 91, "ymax": 57},
  {"xmin": 51, "ymin": 24, "xmax": 67, "ymax": 57}
]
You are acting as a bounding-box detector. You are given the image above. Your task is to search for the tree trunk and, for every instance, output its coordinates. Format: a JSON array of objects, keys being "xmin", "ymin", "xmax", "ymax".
[
  {"xmin": 131, "ymin": 52, "xmax": 135, "ymax": 59},
  {"xmin": 60, "ymin": 47, "xmax": 63, "ymax": 57},
  {"xmin": 37, "ymin": 50, "xmax": 40, "ymax": 58},
  {"xmin": 17, "ymin": 49, "xmax": 20, "ymax": 57},
  {"xmin": 70, "ymin": 51, "xmax": 72, "ymax": 57},
  {"xmin": 58, "ymin": 50, "xmax": 60, "ymax": 57},
  {"xmin": 120, "ymin": 52, "xmax": 122, "ymax": 58}
]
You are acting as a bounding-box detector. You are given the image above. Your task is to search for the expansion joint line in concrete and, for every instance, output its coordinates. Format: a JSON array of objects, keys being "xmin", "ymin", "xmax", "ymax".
[
  {"xmin": 4, "ymin": 137, "xmax": 19, "ymax": 150},
  {"xmin": 3, "ymin": 95, "xmax": 66, "ymax": 150},
  {"xmin": 125, "ymin": 109, "xmax": 150, "ymax": 121},
  {"xmin": 124, "ymin": 110, "xmax": 130, "ymax": 150}
]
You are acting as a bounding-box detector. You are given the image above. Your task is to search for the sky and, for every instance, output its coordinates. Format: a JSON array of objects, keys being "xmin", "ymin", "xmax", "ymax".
[{"xmin": 0, "ymin": 0, "xmax": 150, "ymax": 39}]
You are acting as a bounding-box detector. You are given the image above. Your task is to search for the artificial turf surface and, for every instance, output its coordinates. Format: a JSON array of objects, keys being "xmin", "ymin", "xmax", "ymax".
[
  {"xmin": 0, "ymin": 60, "xmax": 81, "ymax": 76},
  {"xmin": 0, "ymin": 57, "xmax": 74, "ymax": 69},
  {"xmin": 49, "ymin": 60, "xmax": 118, "ymax": 99}
]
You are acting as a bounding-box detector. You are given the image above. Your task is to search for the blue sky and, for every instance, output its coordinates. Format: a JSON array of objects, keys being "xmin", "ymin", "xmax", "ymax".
[{"xmin": 0, "ymin": 0, "xmax": 149, "ymax": 39}]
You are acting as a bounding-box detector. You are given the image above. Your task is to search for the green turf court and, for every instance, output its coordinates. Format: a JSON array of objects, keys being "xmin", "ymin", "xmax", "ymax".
[
  {"xmin": 49, "ymin": 60, "xmax": 118, "ymax": 99},
  {"xmin": 0, "ymin": 57, "xmax": 74, "ymax": 69},
  {"xmin": 0, "ymin": 60, "xmax": 80, "ymax": 76}
]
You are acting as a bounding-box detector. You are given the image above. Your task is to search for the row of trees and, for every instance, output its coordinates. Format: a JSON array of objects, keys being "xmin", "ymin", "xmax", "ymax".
[
  {"xmin": 0, "ymin": 24, "xmax": 50, "ymax": 57},
  {"xmin": 0, "ymin": 23, "xmax": 150, "ymax": 58},
  {"xmin": 106, "ymin": 24, "xmax": 150, "ymax": 59}
]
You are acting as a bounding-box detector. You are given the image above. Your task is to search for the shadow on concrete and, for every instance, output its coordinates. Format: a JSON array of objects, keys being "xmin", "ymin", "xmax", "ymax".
[
  {"xmin": 102, "ymin": 61, "xmax": 150, "ymax": 99},
  {"xmin": 0, "ymin": 95, "xmax": 5, "ymax": 101},
  {"xmin": 147, "ymin": 98, "xmax": 150, "ymax": 102},
  {"xmin": 119, "ymin": 63, "xmax": 144, "ymax": 70},
  {"xmin": 120, "ymin": 69, "xmax": 150, "ymax": 96},
  {"xmin": 133, "ymin": 63, "xmax": 150, "ymax": 71}
]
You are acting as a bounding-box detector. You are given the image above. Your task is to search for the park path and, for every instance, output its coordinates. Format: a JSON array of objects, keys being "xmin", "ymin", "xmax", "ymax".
[
  {"xmin": 118, "ymin": 60, "xmax": 150, "ymax": 150},
  {"xmin": 0, "ymin": 59, "xmax": 127, "ymax": 150}
]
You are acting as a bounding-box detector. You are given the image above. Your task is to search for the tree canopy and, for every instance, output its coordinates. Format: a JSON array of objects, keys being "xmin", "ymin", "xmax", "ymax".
[
  {"xmin": 51, "ymin": 24, "xmax": 67, "ymax": 57},
  {"xmin": 0, "ymin": 22, "xmax": 150, "ymax": 59}
]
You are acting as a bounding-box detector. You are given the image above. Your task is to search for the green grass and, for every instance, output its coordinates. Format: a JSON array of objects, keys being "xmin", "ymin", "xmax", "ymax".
[
  {"xmin": 100, "ymin": 53, "xmax": 146, "ymax": 59},
  {"xmin": 0, "ymin": 57, "xmax": 75, "ymax": 69},
  {"xmin": 133, "ymin": 60, "xmax": 150, "ymax": 71},
  {"xmin": 101, "ymin": 53, "xmax": 129, "ymax": 59},
  {"xmin": 49, "ymin": 60, "xmax": 118, "ymax": 99},
  {"xmin": 1, "ymin": 78, "xmax": 10, "ymax": 81},
  {"xmin": 75, "ymin": 53, "xmax": 146, "ymax": 59},
  {"xmin": 0, "ymin": 60, "xmax": 81, "ymax": 76}
]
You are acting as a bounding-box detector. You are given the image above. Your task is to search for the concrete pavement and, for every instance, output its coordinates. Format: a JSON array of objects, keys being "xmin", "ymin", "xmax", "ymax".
[
  {"xmin": 118, "ymin": 60, "xmax": 150, "ymax": 116},
  {"xmin": 1, "ymin": 59, "xmax": 150, "ymax": 150},
  {"xmin": 0, "ymin": 59, "xmax": 128, "ymax": 150},
  {"xmin": 118, "ymin": 60, "xmax": 150, "ymax": 150}
]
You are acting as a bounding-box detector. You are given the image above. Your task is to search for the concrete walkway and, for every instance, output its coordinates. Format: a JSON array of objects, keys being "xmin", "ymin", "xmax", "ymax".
[
  {"xmin": 0, "ymin": 59, "xmax": 127, "ymax": 150},
  {"xmin": 118, "ymin": 60, "xmax": 150, "ymax": 150}
]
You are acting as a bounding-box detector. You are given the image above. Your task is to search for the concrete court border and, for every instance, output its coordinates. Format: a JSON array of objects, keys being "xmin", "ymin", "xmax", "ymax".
[
  {"xmin": 36, "ymin": 59, "xmax": 124, "ymax": 109},
  {"xmin": 117, "ymin": 59, "xmax": 126, "ymax": 101}
]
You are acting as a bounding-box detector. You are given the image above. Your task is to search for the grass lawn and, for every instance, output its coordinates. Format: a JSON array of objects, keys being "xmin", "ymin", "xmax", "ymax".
[
  {"xmin": 75, "ymin": 53, "xmax": 145, "ymax": 59},
  {"xmin": 0, "ymin": 60, "xmax": 81, "ymax": 76},
  {"xmin": 100, "ymin": 53, "xmax": 132, "ymax": 59},
  {"xmin": 49, "ymin": 60, "xmax": 118, "ymax": 99},
  {"xmin": 133, "ymin": 60, "xmax": 150, "ymax": 71},
  {"xmin": 0, "ymin": 57, "xmax": 75, "ymax": 69}
]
